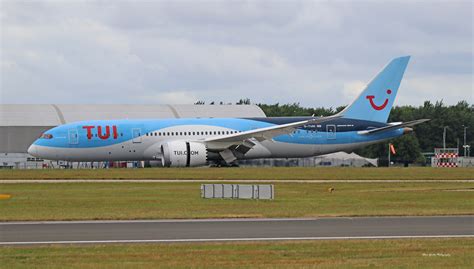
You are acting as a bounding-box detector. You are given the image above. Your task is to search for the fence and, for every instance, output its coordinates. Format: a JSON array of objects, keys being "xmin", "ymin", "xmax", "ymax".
[
  {"xmin": 432, "ymin": 148, "xmax": 459, "ymax": 167},
  {"xmin": 201, "ymin": 184, "xmax": 274, "ymax": 200}
]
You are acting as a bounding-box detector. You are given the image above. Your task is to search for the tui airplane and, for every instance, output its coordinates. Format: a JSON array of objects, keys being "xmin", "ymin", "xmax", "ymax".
[{"xmin": 28, "ymin": 56, "xmax": 429, "ymax": 167}]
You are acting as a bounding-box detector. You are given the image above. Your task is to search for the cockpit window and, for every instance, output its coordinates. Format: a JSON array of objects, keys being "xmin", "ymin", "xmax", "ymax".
[{"xmin": 40, "ymin": 133, "xmax": 53, "ymax": 139}]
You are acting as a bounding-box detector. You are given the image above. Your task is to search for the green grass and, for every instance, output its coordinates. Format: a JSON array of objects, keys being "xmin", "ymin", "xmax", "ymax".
[
  {"xmin": 0, "ymin": 167, "xmax": 473, "ymax": 180},
  {"xmin": 1, "ymin": 182, "xmax": 472, "ymax": 221},
  {"xmin": 1, "ymin": 238, "xmax": 473, "ymax": 268}
]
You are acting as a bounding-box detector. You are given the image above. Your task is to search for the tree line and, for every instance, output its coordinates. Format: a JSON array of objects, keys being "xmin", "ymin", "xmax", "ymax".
[
  {"xmin": 196, "ymin": 99, "xmax": 473, "ymax": 163},
  {"xmin": 257, "ymin": 100, "xmax": 473, "ymax": 164}
]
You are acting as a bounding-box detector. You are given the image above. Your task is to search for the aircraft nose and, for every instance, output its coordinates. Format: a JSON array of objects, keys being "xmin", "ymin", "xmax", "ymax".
[{"xmin": 27, "ymin": 144, "xmax": 38, "ymax": 157}]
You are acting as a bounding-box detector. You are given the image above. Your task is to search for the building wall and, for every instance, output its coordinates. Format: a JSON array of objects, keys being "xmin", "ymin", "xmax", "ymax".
[{"xmin": 0, "ymin": 126, "xmax": 50, "ymax": 153}]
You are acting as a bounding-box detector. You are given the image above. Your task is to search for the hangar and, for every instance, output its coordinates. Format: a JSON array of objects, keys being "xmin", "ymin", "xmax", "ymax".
[{"xmin": 0, "ymin": 104, "xmax": 266, "ymax": 168}]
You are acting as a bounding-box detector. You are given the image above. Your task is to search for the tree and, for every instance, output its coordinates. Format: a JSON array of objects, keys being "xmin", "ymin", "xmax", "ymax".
[
  {"xmin": 255, "ymin": 99, "xmax": 473, "ymax": 161},
  {"xmin": 236, "ymin": 98, "xmax": 251, "ymax": 105}
]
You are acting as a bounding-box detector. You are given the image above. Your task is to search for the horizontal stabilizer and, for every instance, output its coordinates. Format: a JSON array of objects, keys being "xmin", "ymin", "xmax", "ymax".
[{"xmin": 357, "ymin": 119, "xmax": 430, "ymax": 135}]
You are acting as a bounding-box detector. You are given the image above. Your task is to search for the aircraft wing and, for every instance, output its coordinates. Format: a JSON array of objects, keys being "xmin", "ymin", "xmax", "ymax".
[
  {"xmin": 204, "ymin": 115, "xmax": 341, "ymax": 151},
  {"xmin": 357, "ymin": 119, "xmax": 430, "ymax": 135}
]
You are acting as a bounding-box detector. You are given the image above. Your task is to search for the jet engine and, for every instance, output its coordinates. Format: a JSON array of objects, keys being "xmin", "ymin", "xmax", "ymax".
[{"xmin": 161, "ymin": 141, "xmax": 208, "ymax": 167}]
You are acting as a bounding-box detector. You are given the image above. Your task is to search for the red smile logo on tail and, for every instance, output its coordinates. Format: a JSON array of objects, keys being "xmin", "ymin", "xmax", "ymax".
[{"xmin": 366, "ymin": 89, "xmax": 391, "ymax": 110}]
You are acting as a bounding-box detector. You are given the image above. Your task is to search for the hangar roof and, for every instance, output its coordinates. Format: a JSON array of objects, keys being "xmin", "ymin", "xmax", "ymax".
[{"xmin": 0, "ymin": 104, "xmax": 266, "ymax": 126}]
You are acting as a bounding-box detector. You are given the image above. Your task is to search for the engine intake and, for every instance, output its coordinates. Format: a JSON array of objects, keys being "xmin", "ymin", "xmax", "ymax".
[{"xmin": 161, "ymin": 141, "xmax": 208, "ymax": 167}]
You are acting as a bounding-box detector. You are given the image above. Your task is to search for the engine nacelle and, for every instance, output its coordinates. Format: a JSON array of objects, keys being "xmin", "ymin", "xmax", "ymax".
[{"xmin": 161, "ymin": 141, "xmax": 208, "ymax": 167}]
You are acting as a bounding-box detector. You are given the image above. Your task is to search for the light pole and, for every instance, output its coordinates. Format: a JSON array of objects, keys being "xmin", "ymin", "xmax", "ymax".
[
  {"xmin": 443, "ymin": 126, "xmax": 448, "ymax": 150},
  {"xmin": 463, "ymin": 125, "xmax": 469, "ymax": 157},
  {"xmin": 388, "ymin": 143, "xmax": 391, "ymax": 167}
]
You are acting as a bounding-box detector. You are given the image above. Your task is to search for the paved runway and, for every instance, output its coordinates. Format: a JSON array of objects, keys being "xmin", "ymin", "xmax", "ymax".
[{"xmin": 1, "ymin": 216, "xmax": 473, "ymax": 245}]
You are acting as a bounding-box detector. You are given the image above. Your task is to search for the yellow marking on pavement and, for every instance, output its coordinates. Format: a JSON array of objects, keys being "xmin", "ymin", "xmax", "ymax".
[{"xmin": 0, "ymin": 194, "xmax": 12, "ymax": 200}]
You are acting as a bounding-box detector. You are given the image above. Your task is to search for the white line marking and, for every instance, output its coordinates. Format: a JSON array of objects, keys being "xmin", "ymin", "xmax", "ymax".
[
  {"xmin": 1, "ymin": 179, "xmax": 473, "ymax": 184},
  {"xmin": 0, "ymin": 218, "xmax": 323, "ymax": 225},
  {"xmin": 2, "ymin": 215, "xmax": 471, "ymax": 225},
  {"xmin": 1, "ymin": 235, "xmax": 473, "ymax": 245}
]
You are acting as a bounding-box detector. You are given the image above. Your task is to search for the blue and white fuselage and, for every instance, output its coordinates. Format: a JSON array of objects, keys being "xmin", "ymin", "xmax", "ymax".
[
  {"xmin": 28, "ymin": 56, "xmax": 428, "ymax": 167},
  {"xmin": 29, "ymin": 117, "xmax": 406, "ymax": 162}
]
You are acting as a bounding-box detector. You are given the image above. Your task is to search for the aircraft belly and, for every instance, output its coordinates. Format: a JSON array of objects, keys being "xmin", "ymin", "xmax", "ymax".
[
  {"xmin": 241, "ymin": 142, "xmax": 272, "ymax": 159},
  {"xmin": 259, "ymin": 141, "xmax": 316, "ymax": 158}
]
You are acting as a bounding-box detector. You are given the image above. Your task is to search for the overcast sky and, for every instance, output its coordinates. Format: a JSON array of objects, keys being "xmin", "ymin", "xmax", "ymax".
[{"xmin": 1, "ymin": 0, "xmax": 472, "ymax": 108}]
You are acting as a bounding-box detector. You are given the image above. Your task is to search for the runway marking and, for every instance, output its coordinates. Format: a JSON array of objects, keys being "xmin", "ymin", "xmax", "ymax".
[
  {"xmin": 2, "ymin": 215, "xmax": 470, "ymax": 225},
  {"xmin": 1, "ymin": 235, "xmax": 473, "ymax": 245},
  {"xmin": 1, "ymin": 179, "xmax": 473, "ymax": 184}
]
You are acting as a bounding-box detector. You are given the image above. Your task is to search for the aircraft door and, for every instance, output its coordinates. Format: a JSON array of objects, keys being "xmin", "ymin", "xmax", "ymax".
[
  {"xmin": 68, "ymin": 128, "xmax": 79, "ymax": 145},
  {"xmin": 132, "ymin": 128, "xmax": 142, "ymax": 143},
  {"xmin": 326, "ymin": 125, "xmax": 336, "ymax": 139}
]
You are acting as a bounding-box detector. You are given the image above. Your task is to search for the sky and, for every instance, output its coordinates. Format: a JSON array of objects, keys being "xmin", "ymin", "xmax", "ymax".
[{"xmin": 1, "ymin": 0, "xmax": 472, "ymax": 108}]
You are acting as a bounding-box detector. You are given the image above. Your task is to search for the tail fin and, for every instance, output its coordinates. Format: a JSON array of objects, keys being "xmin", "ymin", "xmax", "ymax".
[{"xmin": 338, "ymin": 56, "xmax": 410, "ymax": 123}]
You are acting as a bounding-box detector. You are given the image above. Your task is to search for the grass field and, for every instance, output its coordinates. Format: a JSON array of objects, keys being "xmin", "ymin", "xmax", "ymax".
[
  {"xmin": 1, "ymin": 168, "xmax": 472, "ymax": 268},
  {"xmin": 0, "ymin": 167, "xmax": 473, "ymax": 180},
  {"xmin": 1, "ymin": 182, "xmax": 472, "ymax": 221},
  {"xmin": 1, "ymin": 238, "xmax": 473, "ymax": 268}
]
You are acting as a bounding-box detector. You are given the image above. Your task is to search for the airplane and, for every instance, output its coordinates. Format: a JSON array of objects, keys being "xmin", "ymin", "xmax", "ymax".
[{"xmin": 28, "ymin": 56, "xmax": 429, "ymax": 167}]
